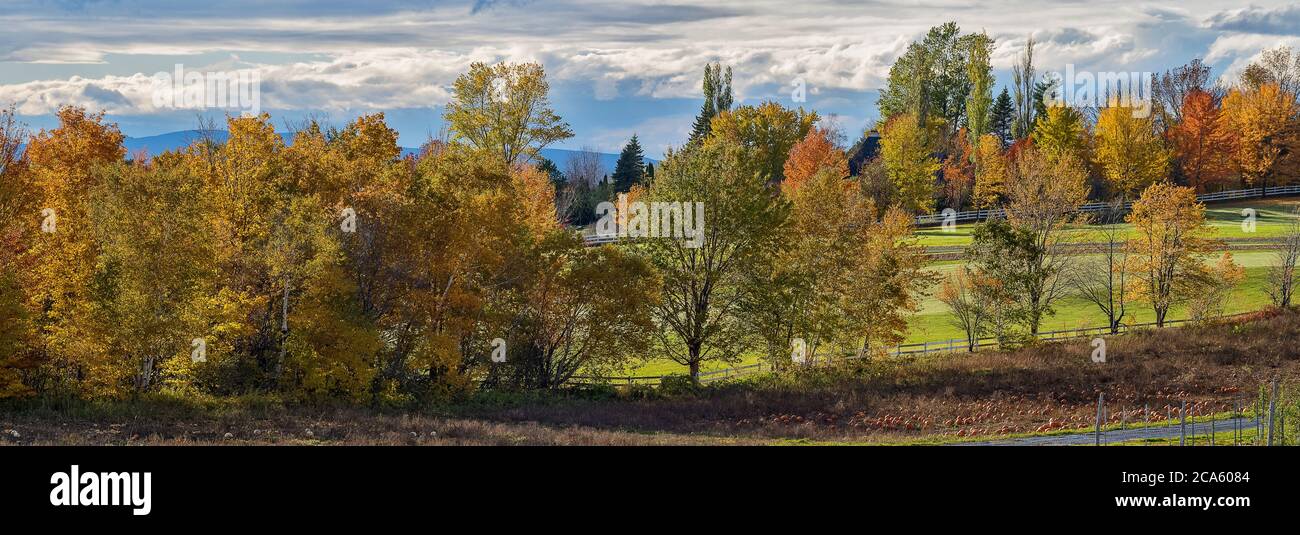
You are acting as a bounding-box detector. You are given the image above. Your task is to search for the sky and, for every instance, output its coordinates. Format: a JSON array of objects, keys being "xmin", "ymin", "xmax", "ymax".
[{"xmin": 0, "ymin": 1, "xmax": 1298, "ymax": 157}]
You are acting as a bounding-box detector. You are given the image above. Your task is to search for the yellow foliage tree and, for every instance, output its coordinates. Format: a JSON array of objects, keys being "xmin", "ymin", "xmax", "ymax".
[
  {"xmin": 1032, "ymin": 105, "xmax": 1089, "ymax": 164},
  {"xmin": 24, "ymin": 107, "xmax": 126, "ymax": 396},
  {"xmin": 1222, "ymin": 83, "xmax": 1299, "ymax": 188},
  {"xmin": 1126, "ymin": 182, "xmax": 1223, "ymax": 327},
  {"xmin": 972, "ymin": 133, "xmax": 1007, "ymax": 208},
  {"xmin": 879, "ymin": 113, "xmax": 939, "ymax": 213},
  {"xmin": 1094, "ymin": 99, "xmax": 1170, "ymax": 196}
]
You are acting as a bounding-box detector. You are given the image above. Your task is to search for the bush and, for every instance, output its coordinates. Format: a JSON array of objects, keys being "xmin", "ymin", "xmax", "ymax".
[{"xmin": 658, "ymin": 374, "xmax": 701, "ymax": 397}]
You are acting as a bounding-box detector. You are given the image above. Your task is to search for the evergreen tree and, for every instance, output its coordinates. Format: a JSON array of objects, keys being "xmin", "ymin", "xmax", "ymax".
[
  {"xmin": 611, "ymin": 135, "xmax": 646, "ymax": 192},
  {"xmin": 990, "ymin": 87, "xmax": 1014, "ymax": 146},
  {"xmin": 645, "ymin": 161, "xmax": 655, "ymax": 181},
  {"xmin": 688, "ymin": 63, "xmax": 733, "ymax": 143},
  {"xmin": 537, "ymin": 157, "xmax": 564, "ymax": 187}
]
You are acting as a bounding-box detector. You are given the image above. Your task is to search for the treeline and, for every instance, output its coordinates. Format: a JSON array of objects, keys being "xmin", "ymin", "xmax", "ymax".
[
  {"xmin": 871, "ymin": 23, "xmax": 1300, "ymax": 213},
  {"xmin": 0, "ymin": 61, "xmax": 929, "ymax": 402},
  {"xmin": 868, "ymin": 23, "xmax": 1300, "ymax": 348}
]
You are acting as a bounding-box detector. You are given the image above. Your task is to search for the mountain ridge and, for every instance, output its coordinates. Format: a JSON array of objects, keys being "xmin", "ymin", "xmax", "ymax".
[{"xmin": 122, "ymin": 130, "xmax": 650, "ymax": 177}]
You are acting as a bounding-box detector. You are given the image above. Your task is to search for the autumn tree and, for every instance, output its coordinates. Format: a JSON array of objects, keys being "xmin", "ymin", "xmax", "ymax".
[
  {"xmin": 444, "ymin": 61, "xmax": 574, "ymax": 166},
  {"xmin": 0, "ymin": 106, "xmax": 34, "ymax": 397},
  {"xmin": 972, "ymin": 147, "xmax": 1089, "ymax": 335},
  {"xmin": 964, "ymin": 220, "xmax": 1036, "ymax": 344},
  {"xmin": 1094, "ymin": 98, "xmax": 1170, "ymax": 197},
  {"xmin": 1239, "ymin": 46, "xmax": 1300, "ymax": 96},
  {"xmin": 1167, "ymin": 89, "xmax": 1236, "ymax": 192},
  {"xmin": 1187, "ymin": 252, "xmax": 1245, "ymax": 323},
  {"xmin": 708, "ymin": 101, "xmax": 818, "ymax": 186},
  {"xmin": 1126, "ymin": 182, "xmax": 1222, "ymax": 327},
  {"xmin": 1222, "ymin": 83, "xmax": 1299, "ymax": 188},
  {"xmin": 23, "ymin": 107, "xmax": 126, "ymax": 396},
  {"xmin": 1152, "ymin": 58, "xmax": 1216, "ymax": 130},
  {"xmin": 971, "ymin": 133, "xmax": 1007, "ymax": 208},
  {"xmin": 1032, "ymin": 104, "xmax": 1088, "ymax": 165},
  {"xmin": 879, "ymin": 113, "xmax": 939, "ymax": 213},
  {"xmin": 88, "ymin": 161, "xmax": 216, "ymax": 393},
  {"xmin": 781, "ymin": 126, "xmax": 848, "ymax": 196},
  {"xmin": 751, "ymin": 165, "xmax": 928, "ymax": 365},
  {"xmin": 496, "ymin": 233, "xmax": 659, "ymax": 388},
  {"xmin": 938, "ymin": 268, "xmax": 997, "ymax": 352},
  {"xmin": 941, "ymin": 129, "xmax": 975, "ymax": 210}
]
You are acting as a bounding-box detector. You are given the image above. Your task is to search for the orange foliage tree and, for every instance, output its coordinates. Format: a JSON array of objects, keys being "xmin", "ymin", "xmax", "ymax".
[
  {"xmin": 780, "ymin": 126, "xmax": 848, "ymax": 197},
  {"xmin": 1166, "ymin": 90, "xmax": 1236, "ymax": 192}
]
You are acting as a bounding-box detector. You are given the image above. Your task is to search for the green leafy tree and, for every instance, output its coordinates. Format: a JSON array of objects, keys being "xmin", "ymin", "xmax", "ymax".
[
  {"xmin": 964, "ymin": 32, "xmax": 995, "ymax": 145},
  {"xmin": 878, "ymin": 22, "xmax": 985, "ymax": 138},
  {"xmin": 689, "ymin": 63, "xmax": 733, "ymax": 143},
  {"xmin": 642, "ymin": 140, "xmax": 788, "ymax": 380}
]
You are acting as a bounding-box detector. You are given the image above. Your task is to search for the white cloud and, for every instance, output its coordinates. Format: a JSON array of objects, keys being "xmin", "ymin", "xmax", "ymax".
[{"xmin": 0, "ymin": 0, "xmax": 1294, "ymax": 118}]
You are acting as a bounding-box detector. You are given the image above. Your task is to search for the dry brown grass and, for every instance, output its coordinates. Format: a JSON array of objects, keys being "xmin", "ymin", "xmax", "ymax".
[
  {"xmin": 0, "ymin": 407, "xmax": 757, "ymax": 445},
  {"xmin": 459, "ymin": 308, "xmax": 1300, "ymax": 443}
]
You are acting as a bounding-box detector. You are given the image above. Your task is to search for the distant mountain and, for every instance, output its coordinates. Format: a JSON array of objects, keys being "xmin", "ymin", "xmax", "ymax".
[{"xmin": 122, "ymin": 130, "xmax": 648, "ymax": 178}]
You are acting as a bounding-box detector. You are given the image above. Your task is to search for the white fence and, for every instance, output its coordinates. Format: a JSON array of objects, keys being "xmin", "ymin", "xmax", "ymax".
[{"xmin": 913, "ymin": 185, "xmax": 1300, "ymax": 227}]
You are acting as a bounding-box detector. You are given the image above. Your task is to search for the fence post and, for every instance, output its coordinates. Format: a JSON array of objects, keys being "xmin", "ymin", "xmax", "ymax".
[
  {"xmin": 1180, "ymin": 401, "xmax": 1186, "ymax": 446},
  {"xmin": 1095, "ymin": 392, "xmax": 1104, "ymax": 446},
  {"xmin": 1268, "ymin": 377, "xmax": 1279, "ymax": 447}
]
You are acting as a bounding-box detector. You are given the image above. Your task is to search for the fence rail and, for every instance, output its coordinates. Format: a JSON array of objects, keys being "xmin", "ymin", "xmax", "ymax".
[{"xmin": 913, "ymin": 185, "xmax": 1300, "ymax": 227}]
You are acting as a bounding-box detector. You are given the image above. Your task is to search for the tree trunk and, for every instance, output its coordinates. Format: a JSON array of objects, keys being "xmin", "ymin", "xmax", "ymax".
[
  {"xmin": 687, "ymin": 341, "xmax": 702, "ymax": 382},
  {"xmin": 276, "ymin": 277, "xmax": 289, "ymax": 381}
]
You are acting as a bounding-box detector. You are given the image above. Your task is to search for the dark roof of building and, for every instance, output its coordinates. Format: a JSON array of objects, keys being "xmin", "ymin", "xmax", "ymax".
[{"xmin": 847, "ymin": 131, "xmax": 881, "ymax": 176}]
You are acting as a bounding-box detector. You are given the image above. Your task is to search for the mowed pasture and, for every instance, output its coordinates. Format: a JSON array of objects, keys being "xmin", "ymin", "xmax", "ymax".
[{"xmin": 622, "ymin": 197, "xmax": 1300, "ymax": 378}]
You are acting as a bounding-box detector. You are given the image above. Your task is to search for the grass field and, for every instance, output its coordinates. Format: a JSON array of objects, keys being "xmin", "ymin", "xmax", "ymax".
[{"xmin": 623, "ymin": 197, "xmax": 1300, "ymax": 378}]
